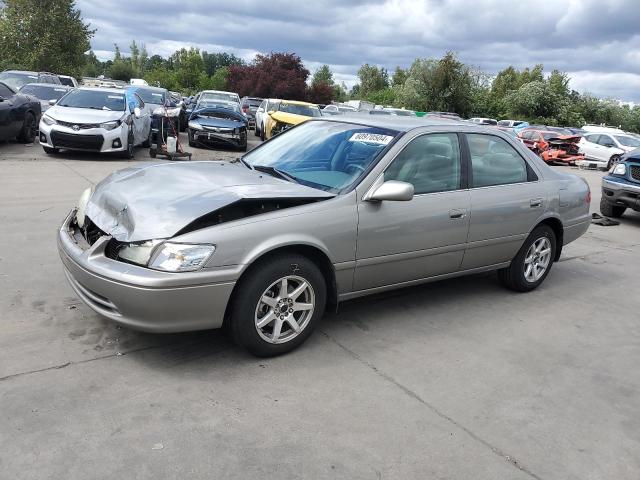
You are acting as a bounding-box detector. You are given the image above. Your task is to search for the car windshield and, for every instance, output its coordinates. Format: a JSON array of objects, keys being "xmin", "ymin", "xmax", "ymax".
[
  {"xmin": 196, "ymin": 100, "xmax": 240, "ymax": 113},
  {"xmin": 20, "ymin": 84, "xmax": 68, "ymax": 100},
  {"xmin": 614, "ymin": 135, "xmax": 640, "ymax": 147},
  {"xmin": 0, "ymin": 72, "xmax": 38, "ymax": 90},
  {"xmin": 58, "ymin": 77, "xmax": 75, "ymax": 87},
  {"xmin": 135, "ymin": 88, "xmax": 166, "ymax": 104},
  {"xmin": 542, "ymin": 133, "xmax": 559, "ymax": 140},
  {"xmin": 58, "ymin": 90, "xmax": 126, "ymax": 111},
  {"xmin": 278, "ymin": 103, "xmax": 321, "ymax": 117},
  {"xmin": 245, "ymin": 120, "xmax": 399, "ymax": 193},
  {"xmin": 201, "ymin": 92, "xmax": 238, "ymax": 103}
]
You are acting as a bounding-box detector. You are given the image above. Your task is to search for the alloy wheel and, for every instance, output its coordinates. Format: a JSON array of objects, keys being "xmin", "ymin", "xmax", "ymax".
[
  {"xmin": 523, "ymin": 237, "xmax": 552, "ymax": 283},
  {"xmin": 254, "ymin": 275, "xmax": 315, "ymax": 344}
]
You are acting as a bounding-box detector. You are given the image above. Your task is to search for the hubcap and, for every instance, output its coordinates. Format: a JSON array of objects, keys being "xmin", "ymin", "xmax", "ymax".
[
  {"xmin": 524, "ymin": 237, "xmax": 552, "ymax": 283},
  {"xmin": 254, "ymin": 275, "xmax": 315, "ymax": 344}
]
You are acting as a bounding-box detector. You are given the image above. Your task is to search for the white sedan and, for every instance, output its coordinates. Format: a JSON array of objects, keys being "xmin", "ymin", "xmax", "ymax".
[{"xmin": 39, "ymin": 87, "xmax": 151, "ymax": 158}]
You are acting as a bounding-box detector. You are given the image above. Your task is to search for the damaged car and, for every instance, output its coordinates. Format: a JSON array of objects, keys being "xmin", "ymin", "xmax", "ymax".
[
  {"xmin": 59, "ymin": 117, "xmax": 591, "ymax": 357},
  {"xmin": 262, "ymin": 100, "xmax": 321, "ymax": 140},
  {"xmin": 518, "ymin": 129, "xmax": 584, "ymax": 165},
  {"xmin": 187, "ymin": 98, "xmax": 248, "ymax": 150}
]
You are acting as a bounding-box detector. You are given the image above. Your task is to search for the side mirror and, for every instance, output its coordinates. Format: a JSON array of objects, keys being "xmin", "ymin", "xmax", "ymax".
[
  {"xmin": 367, "ymin": 180, "xmax": 414, "ymax": 202},
  {"xmin": 133, "ymin": 107, "xmax": 141, "ymax": 118},
  {"xmin": 48, "ymin": 99, "xmax": 57, "ymax": 106}
]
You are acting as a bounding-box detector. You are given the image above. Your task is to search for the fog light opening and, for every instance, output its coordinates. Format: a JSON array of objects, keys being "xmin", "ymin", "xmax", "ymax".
[{"xmin": 112, "ymin": 139, "xmax": 122, "ymax": 148}]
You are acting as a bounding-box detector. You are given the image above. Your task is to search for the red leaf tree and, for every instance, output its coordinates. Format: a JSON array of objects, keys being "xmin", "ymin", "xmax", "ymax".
[{"xmin": 227, "ymin": 52, "xmax": 310, "ymax": 100}]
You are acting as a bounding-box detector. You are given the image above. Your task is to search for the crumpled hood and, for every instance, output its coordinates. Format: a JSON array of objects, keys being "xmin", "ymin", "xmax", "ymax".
[
  {"xmin": 85, "ymin": 161, "xmax": 333, "ymax": 243},
  {"xmin": 270, "ymin": 111, "xmax": 311, "ymax": 126},
  {"xmin": 190, "ymin": 107, "xmax": 246, "ymax": 128},
  {"xmin": 46, "ymin": 106, "xmax": 124, "ymax": 123}
]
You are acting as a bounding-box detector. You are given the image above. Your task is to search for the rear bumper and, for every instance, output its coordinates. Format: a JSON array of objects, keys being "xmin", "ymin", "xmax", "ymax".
[
  {"xmin": 602, "ymin": 177, "xmax": 640, "ymax": 211},
  {"xmin": 57, "ymin": 210, "xmax": 237, "ymax": 333}
]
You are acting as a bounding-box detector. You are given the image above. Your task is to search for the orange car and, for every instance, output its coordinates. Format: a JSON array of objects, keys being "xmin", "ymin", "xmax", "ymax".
[{"xmin": 518, "ymin": 129, "xmax": 584, "ymax": 165}]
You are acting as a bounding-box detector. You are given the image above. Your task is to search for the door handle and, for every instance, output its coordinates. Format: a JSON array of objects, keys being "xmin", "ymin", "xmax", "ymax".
[
  {"xmin": 530, "ymin": 198, "xmax": 543, "ymax": 208},
  {"xmin": 449, "ymin": 209, "xmax": 466, "ymax": 219}
]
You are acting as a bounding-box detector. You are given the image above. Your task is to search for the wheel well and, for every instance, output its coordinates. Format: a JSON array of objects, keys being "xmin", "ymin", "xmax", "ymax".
[
  {"xmin": 537, "ymin": 217, "xmax": 564, "ymax": 261},
  {"xmin": 222, "ymin": 245, "xmax": 338, "ymax": 326}
]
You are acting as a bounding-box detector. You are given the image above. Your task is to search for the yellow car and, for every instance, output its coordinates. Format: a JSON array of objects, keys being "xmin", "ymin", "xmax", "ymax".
[{"xmin": 263, "ymin": 100, "xmax": 322, "ymax": 140}]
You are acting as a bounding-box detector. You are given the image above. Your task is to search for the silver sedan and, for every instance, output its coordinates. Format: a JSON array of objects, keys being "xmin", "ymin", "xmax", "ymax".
[{"xmin": 58, "ymin": 117, "xmax": 591, "ymax": 356}]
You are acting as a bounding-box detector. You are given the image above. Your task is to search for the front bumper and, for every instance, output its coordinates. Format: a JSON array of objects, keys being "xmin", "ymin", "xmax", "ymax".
[
  {"xmin": 576, "ymin": 158, "xmax": 608, "ymax": 169},
  {"xmin": 39, "ymin": 121, "xmax": 128, "ymax": 153},
  {"xmin": 58, "ymin": 210, "xmax": 238, "ymax": 333},
  {"xmin": 602, "ymin": 177, "xmax": 640, "ymax": 212},
  {"xmin": 189, "ymin": 127, "xmax": 246, "ymax": 148}
]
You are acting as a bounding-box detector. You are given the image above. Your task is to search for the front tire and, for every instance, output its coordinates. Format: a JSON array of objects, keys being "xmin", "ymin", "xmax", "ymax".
[
  {"xmin": 260, "ymin": 123, "xmax": 265, "ymax": 141},
  {"xmin": 498, "ymin": 225, "xmax": 556, "ymax": 292},
  {"xmin": 17, "ymin": 111, "xmax": 37, "ymax": 143},
  {"xmin": 229, "ymin": 254, "xmax": 327, "ymax": 357},
  {"xmin": 120, "ymin": 130, "xmax": 134, "ymax": 159},
  {"xmin": 188, "ymin": 129, "xmax": 196, "ymax": 147},
  {"xmin": 600, "ymin": 197, "xmax": 626, "ymax": 218},
  {"xmin": 607, "ymin": 155, "xmax": 621, "ymax": 170}
]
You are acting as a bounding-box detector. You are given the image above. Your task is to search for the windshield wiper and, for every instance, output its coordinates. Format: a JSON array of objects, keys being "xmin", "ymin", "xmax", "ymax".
[
  {"xmin": 253, "ymin": 165, "xmax": 299, "ymax": 184},
  {"xmin": 232, "ymin": 157, "xmax": 253, "ymax": 170}
]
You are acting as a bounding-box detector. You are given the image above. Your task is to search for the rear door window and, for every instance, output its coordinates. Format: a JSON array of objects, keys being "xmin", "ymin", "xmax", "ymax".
[{"xmin": 467, "ymin": 134, "xmax": 530, "ymax": 188}]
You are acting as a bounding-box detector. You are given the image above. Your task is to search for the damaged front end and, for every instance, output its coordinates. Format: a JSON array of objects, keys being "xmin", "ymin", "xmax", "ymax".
[
  {"xmin": 268, "ymin": 111, "xmax": 309, "ymax": 138},
  {"xmin": 188, "ymin": 106, "xmax": 247, "ymax": 149},
  {"xmin": 71, "ymin": 161, "xmax": 334, "ymax": 271},
  {"xmin": 539, "ymin": 136, "xmax": 585, "ymax": 165}
]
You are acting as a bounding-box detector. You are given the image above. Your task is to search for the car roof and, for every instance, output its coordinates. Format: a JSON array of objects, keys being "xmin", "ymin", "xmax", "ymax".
[
  {"xmin": 201, "ymin": 90, "xmax": 238, "ymax": 95},
  {"xmin": 280, "ymin": 100, "xmax": 318, "ymax": 107},
  {"xmin": 128, "ymin": 85, "xmax": 166, "ymax": 93},
  {"xmin": 21, "ymin": 82, "xmax": 70, "ymax": 89},
  {"xmin": 315, "ymin": 114, "xmax": 477, "ymax": 132},
  {"xmin": 76, "ymin": 87, "xmax": 125, "ymax": 94},
  {"xmin": 3, "ymin": 69, "xmax": 39, "ymax": 75}
]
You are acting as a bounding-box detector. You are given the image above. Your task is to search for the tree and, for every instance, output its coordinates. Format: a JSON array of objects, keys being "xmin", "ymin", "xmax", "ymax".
[
  {"xmin": 170, "ymin": 48, "xmax": 205, "ymax": 90},
  {"xmin": 308, "ymin": 82, "xmax": 334, "ymax": 105},
  {"xmin": 357, "ymin": 64, "xmax": 389, "ymax": 96},
  {"xmin": 0, "ymin": 0, "xmax": 94, "ymax": 77},
  {"xmin": 202, "ymin": 51, "xmax": 244, "ymax": 76},
  {"xmin": 391, "ymin": 67, "xmax": 408, "ymax": 87},
  {"xmin": 311, "ymin": 65, "xmax": 334, "ymax": 88},
  {"xmin": 227, "ymin": 52, "xmax": 309, "ymax": 99},
  {"xmin": 139, "ymin": 45, "xmax": 149, "ymax": 75},
  {"xmin": 109, "ymin": 60, "xmax": 134, "ymax": 81}
]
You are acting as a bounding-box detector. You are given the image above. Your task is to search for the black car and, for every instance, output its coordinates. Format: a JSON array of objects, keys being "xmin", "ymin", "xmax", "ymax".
[
  {"xmin": 240, "ymin": 96, "xmax": 263, "ymax": 129},
  {"xmin": 0, "ymin": 70, "xmax": 61, "ymax": 91},
  {"xmin": 0, "ymin": 81, "xmax": 42, "ymax": 143},
  {"xmin": 187, "ymin": 100, "xmax": 248, "ymax": 151}
]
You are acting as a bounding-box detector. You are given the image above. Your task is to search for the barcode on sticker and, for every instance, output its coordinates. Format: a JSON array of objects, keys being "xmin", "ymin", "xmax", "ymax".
[{"xmin": 349, "ymin": 133, "xmax": 393, "ymax": 145}]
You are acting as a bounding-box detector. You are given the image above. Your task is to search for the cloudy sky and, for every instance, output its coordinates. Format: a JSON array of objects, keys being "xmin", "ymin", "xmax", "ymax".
[{"xmin": 76, "ymin": 0, "xmax": 640, "ymax": 101}]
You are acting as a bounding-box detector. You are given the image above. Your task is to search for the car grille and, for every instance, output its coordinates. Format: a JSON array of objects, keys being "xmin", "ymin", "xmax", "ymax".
[
  {"xmin": 57, "ymin": 120, "xmax": 102, "ymax": 129},
  {"xmin": 51, "ymin": 131, "xmax": 104, "ymax": 151},
  {"xmin": 630, "ymin": 165, "xmax": 640, "ymax": 183}
]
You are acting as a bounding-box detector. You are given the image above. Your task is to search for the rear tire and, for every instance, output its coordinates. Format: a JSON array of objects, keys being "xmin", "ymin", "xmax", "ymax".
[
  {"xmin": 600, "ymin": 196, "xmax": 626, "ymax": 218},
  {"xmin": 498, "ymin": 225, "xmax": 556, "ymax": 292},
  {"xmin": 17, "ymin": 111, "xmax": 37, "ymax": 143},
  {"xmin": 141, "ymin": 129, "xmax": 151, "ymax": 148},
  {"xmin": 254, "ymin": 122, "xmax": 260, "ymax": 137},
  {"xmin": 260, "ymin": 123, "xmax": 265, "ymax": 141},
  {"xmin": 229, "ymin": 254, "xmax": 326, "ymax": 357}
]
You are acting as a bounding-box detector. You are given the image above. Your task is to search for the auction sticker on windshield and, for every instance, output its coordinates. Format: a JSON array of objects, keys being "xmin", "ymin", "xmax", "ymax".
[{"xmin": 349, "ymin": 132, "xmax": 394, "ymax": 145}]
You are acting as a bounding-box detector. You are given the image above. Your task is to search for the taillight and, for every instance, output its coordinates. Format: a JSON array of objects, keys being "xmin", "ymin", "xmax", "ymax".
[
  {"xmin": 586, "ymin": 189, "xmax": 591, "ymax": 204},
  {"xmin": 242, "ymin": 105, "xmax": 249, "ymax": 112}
]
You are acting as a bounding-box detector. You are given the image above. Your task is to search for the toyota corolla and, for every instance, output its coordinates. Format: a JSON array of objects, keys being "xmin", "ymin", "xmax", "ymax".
[{"xmin": 58, "ymin": 117, "xmax": 591, "ymax": 356}]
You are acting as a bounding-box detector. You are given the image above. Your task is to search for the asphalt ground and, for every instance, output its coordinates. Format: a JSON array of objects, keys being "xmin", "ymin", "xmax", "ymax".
[{"xmin": 1, "ymin": 133, "xmax": 639, "ymax": 479}]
